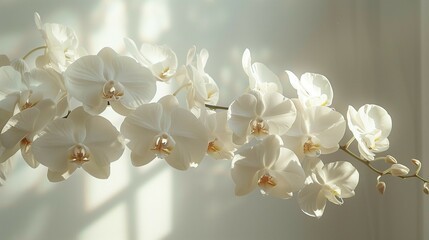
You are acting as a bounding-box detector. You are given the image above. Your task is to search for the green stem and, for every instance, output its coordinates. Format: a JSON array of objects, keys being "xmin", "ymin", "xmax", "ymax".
[
  {"xmin": 205, "ymin": 104, "xmax": 229, "ymax": 110},
  {"xmin": 23, "ymin": 46, "xmax": 47, "ymax": 60}
]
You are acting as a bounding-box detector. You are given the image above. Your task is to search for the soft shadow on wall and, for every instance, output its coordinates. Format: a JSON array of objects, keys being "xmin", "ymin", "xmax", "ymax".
[{"xmin": 0, "ymin": 0, "xmax": 423, "ymax": 240}]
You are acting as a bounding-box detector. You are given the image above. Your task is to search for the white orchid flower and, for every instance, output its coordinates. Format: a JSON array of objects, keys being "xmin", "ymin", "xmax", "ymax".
[
  {"xmin": 32, "ymin": 107, "xmax": 124, "ymax": 181},
  {"xmin": 0, "ymin": 99, "xmax": 56, "ymax": 168},
  {"xmin": 124, "ymin": 38, "xmax": 178, "ymax": 82},
  {"xmin": 347, "ymin": 104, "xmax": 392, "ymax": 161},
  {"xmin": 282, "ymin": 99, "xmax": 346, "ymax": 159},
  {"xmin": 242, "ymin": 49, "xmax": 282, "ymax": 94},
  {"xmin": 298, "ymin": 161, "xmax": 359, "ymax": 218},
  {"xmin": 34, "ymin": 12, "xmax": 86, "ymax": 72},
  {"xmin": 200, "ymin": 109, "xmax": 235, "ymax": 160},
  {"xmin": 175, "ymin": 46, "xmax": 219, "ymax": 110},
  {"xmin": 231, "ymin": 135, "xmax": 305, "ymax": 198},
  {"xmin": 0, "ymin": 62, "xmax": 65, "ymax": 131},
  {"xmin": 228, "ymin": 90, "xmax": 296, "ymax": 145},
  {"xmin": 121, "ymin": 95, "xmax": 209, "ymax": 170},
  {"xmin": 65, "ymin": 47, "xmax": 157, "ymax": 115},
  {"xmin": 286, "ymin": 70, "xmax": 333, "ymax": 108}
]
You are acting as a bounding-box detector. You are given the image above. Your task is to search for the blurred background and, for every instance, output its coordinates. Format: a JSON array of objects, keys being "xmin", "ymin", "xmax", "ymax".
[{"xmin": 0, "ymin": 0, "xmax": 428, "ymax": 239}]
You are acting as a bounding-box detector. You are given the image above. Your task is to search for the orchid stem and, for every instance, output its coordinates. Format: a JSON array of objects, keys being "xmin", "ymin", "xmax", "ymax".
[
  {"xmin": 205, "ymin": 104, "xmax": 229, "ymax": 110},
  {"xmin": 23, "ymin": 46, "xmax": 47, "ymax": 60}
]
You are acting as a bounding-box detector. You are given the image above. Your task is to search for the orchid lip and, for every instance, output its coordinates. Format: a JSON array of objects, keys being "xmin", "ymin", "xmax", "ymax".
[
  {"xmin": 102, "ymin": 80, "xmax": 124, "ymax": 101},
  {"xmin": 68, "ymin": 144, "xmax": 90, "ymax": 166},
  {"xmin": 151, "ymin": 133, "xmax": 175, "ymax": 158}
]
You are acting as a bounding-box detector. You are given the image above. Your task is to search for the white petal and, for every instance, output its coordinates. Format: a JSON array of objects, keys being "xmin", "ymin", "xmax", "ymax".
[
  {"xmin": 262, "ymin": 92, "xmax": 297, "ymax": 135},
  {"xmin": 64, "ymin": 55, "xmax": 106, "ymax": 112},
  {"xmin": 84, "ymin": 116, "xmax": 124, "ymax": 166},
  {"xmin": 21, "ymin": 144, "xmax": 39, "ymax": 168},
  {"xmin": 32, "ymin": 119, "xmax": 76, "ymax": 173},
  {"xmin": 300, "ymin": 73, "xmax": 333, "ymax": 106},
  {"xmin": 298, "ymin": 183, "xmax": 326, "ymax": 218},
  {"xmin": 130, "ymin": 151, "xmax": 156, "ymax": 167},
  {"xmin": 0, "ymin": 55, "xmax": 10, "ymax": 67},
  {"xmin": 322, "ymin": 161, "xmax": 359, "ymax": 198},
  {"xmin": 0, "ymin": 143, "xmax": 19, "ymax": 163},
  {"xmin": 114, "ymin": 56, "xmax": 157, "ymax": 108},
  {"xmin": 231, "ymin": 161, "xmax": 259, "ymax": 196},
  {"xmin": 308, "ymin": 106, "xmax": 346, "ymax": 149},
  {"xmin": 167, "ymin": 108, "xmax": 209, "ymax": 170},
  {"xmin": 363, "ymin": 104, "xmax": 392, "ymax": 139},
  {"xmin": 268, "ymin": 147, "xmax": 306, "ymax": 192},
  {"xmin": 0, "ymin": 66, "xmax": 22, "ymax": 97},
  {"xmin": 186, "ymin": 46, "xmax": 196, "ymax": 66},
  {"xmin": 82, "ymin": 160, "xmax": 110, "ymax": 179},
  {"xmin": 228, "ymin": 93, "xmax": 258, "ymax": 142},
  {"xmin": 123, "ymin": 37, "xmax": 150, "ymax": 67},
  {"xmin": 252, "ymin": 62, "xmax": 282, "ymax": 93},
  {"xmin": 1, "ymin": 107, "xmax": 39, "ymax": 148},
  {"xmin": 0, "ymin": 94, "xmax": 19, "ymax": 130},
  {"xmin": 121, "ymin": 103, "xmax": 163, "ymax": 157},
  {"xmin": 34, "ymin": 12, "xmax": 42, "ymax": 29}
]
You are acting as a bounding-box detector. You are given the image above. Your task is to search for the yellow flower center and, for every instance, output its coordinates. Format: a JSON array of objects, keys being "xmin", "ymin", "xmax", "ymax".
[
  {"xmin": 250, "ymin": 117, "xmax": 269, "ymax": 136},
  {"xmin": 258, "ymin": 174, "xmax": 277, "ymax": 188},
  {"xmin": 69, "ymin": 144, "xmax": 90, "ymax": 166},
  {"xmin": 151, "ymin": 133, "xmax": 174, "ymax": 158},
  {"xmin": 102, "ymin": 80, "xmax": 124, "ymax": 101},
  {"xmin": 303, "ymin": 138, "xmax": 321, "ymax": 157}
]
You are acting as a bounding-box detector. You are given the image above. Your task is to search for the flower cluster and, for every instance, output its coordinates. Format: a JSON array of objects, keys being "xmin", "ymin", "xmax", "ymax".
[{"xmin": 0, "ymin": 13, "xmax": 425, "ymax": 218}]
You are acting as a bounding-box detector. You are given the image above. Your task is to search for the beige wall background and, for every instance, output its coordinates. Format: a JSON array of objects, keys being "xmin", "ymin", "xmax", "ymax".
[{"xmin": 0, "ymin": 0, "xmax": 427, "ymax": 239}]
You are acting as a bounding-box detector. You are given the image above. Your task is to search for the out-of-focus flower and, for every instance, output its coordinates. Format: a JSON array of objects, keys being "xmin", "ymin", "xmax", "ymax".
[
  {"xmin": 121, "ymin": 95, "xmax": 209, "ymax": 170},
  {"xmin": 242, "ymin": 49, "xmax": 282, "ymax": 94},
  {"xmin": 65, "ymin": 47, "xmax": 156, "ymax": 115},
  {"xmin": 0, "ymin": 99, "xmax": 56, "ymax": 167},
  {"xmin": 34, "ymin": 12, "xmax": 87, "ymax": 72},
  {"xmin": 286, "ymin": 71, "xmax": 333, "ymax": 107},
  {"xmin": 347, "ymin": 104, "xmax": 392, "ymax": 160},
  {"xmin": 298, "ymin": 161, "xmax": 359, "ymax": 218},
  {"xmin": 176, "ymin": 46, "xmax": 219, "ymax": 110},
  {"xmin": 124, "ymin": 38, "xmax": 178, "ymax": 82},
  {"xmin": 228, "ymin": 90, "xmax": 296, "ymax": 145},
  {"xmin": 32, "ymin": 107, "xmax": 124, "ymax": 181},
  {"xmin": 231, "ymin": 135, "xmax": 305, "ymax": 198}
]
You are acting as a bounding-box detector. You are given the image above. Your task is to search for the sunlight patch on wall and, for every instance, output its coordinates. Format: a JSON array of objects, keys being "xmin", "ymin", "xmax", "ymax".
[
  {"xmin": 138, "ymin": 0, "xmax": 170, "ymax": 43},
  {"xmin": 89, "ymin": 0, "xmax": 126, "ymax": 53},
  {"xmin": 136, "ymin": 167, "xmax": 172, "ymax": 240},
  {"xmin": 79, "ymin": 202, "xmax": 129, "ymax": 240},
  {"xmin": 84, "ymin": 157, "xmax": 130, "ymax": 211}
]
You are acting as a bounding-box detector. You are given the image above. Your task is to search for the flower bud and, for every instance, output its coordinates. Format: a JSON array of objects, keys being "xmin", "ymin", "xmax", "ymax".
[
  {"xmin": 411, "ymin": 159, "xmax": 421, "ymax": 167},
  {"xmin": 385, "ymin": 155, "xmax": 397, "ymax": 164},
  {"xmin": 424, "ymin": 183, "xmax": 429, "ymax": 195},
  {"xmin": 389, "ymin": 164, "xmax": 410, "ymax": 177},
  {"xmin": 376, "ymin": 181, "xmax": 386, "ymax": 194}
]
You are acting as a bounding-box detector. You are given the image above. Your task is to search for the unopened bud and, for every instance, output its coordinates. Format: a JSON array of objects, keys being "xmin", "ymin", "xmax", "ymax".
[
  {"xmin": 411, "ymin": 159, "xmax": 421, "ymax": 167},
  {"xmin": 376, "ymin": 181, "xmax": 386, "ymax": 195},
  {"xmin": 385, "ymin": 155, "xmax": 397, "ymax": 164},
  {"xmin": 389, "ymin": 164, "xmax": 410, "ymax": 177},
  {"xmin": 424, "ymin": 183, "xmax": 429, "ymax": 195}
]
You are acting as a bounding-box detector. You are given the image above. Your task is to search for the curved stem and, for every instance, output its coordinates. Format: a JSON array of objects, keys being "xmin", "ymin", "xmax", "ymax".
[
  {"xmin": 205, "ymin": 104, "xmax": 229, "ymax": 110},
  {"xmin": 23, "ymin": 46, "xmax": 47, "ymax": 60},
  {"xmin": 340, "ymin": 141, "xmax": 429, "ymax": 183}
]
